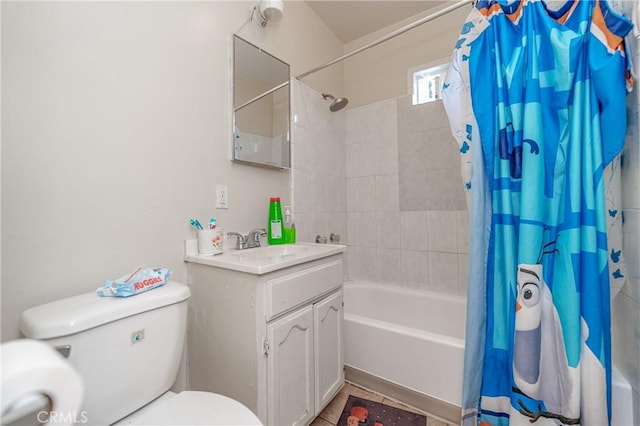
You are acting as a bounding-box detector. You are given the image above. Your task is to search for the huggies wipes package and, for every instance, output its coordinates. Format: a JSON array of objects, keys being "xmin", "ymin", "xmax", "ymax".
[{"xmin": 96, "ymin": 267, "xmax": 172, "ymax": 297}]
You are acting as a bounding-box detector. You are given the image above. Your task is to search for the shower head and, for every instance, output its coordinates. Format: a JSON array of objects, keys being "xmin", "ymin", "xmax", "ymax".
[{"xmin": 322, "ymin": 93, "xmax": 349, "ymax": 112}]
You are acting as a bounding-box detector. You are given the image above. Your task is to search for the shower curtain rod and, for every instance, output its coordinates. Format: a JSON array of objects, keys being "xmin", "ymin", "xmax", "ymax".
[{"xmin": 296, "ymin": 0, "xmax": 473, "ymax": 80}]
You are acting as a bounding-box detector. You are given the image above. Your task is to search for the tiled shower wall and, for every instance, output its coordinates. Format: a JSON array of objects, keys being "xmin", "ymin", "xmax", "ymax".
[
  {"xmin": 344, "ymin": 96, "xmax": 468, "ymax": 295},
  {"xmin": 290, "ymin": 79, "xmax": 347, "ymax": 244},
  {"xmin": 292, "ymin": 80, "xmax": 468, "ymax": 296},
  {"xmin": 611, "ymin": 0, "xmax": 640, "ymax": 419},
  {"xmin": 345, "ymin": 96, "xmax": 469, "ymax": 294}
]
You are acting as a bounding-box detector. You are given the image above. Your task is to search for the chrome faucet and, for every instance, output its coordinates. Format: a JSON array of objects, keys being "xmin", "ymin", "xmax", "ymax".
[
  {"xmin": 227, "ymin": 228, "xmax": 267, "ymax": 250},
  {"xmin": 246, "ymin": 228, "xmax": 267, "ymax": 247}
]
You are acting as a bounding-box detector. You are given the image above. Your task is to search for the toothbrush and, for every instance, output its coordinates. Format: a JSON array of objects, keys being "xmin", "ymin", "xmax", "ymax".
[
  {"xmin": 209, "ymin": 218, "xmax": 217, "ymax": 229},
  {"xmin": 190, "ymin": 219, "xmax": 203, "ymax": 230}
]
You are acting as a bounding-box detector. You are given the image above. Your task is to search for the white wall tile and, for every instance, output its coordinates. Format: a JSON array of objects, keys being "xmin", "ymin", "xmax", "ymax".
[
  {"xmin": 427, "ymin": 210, "xmax": 458, "ymax": 253},
  {"xmin": 348, "ymin": 246, "xmax": 379, "ymax": 282},
  {"xmin": 291, "ymin": 169, "xmax": 312, "ymax": 213},
  {"xmin": 343, "ymin": 91, "xmax": 469, "ymax": 301},
  {"xmin": 347, "ymin": 98, "xmax": 397, "ymax": 143},
  {"xmin": 330, "ymin": 112, "xmax": 345, "ymax": 150},
  {"xmin": 347, "ymin": 176, "xmax": 376, "ymax": 212},
  {"xmin": 428, "ymin": 252, "xmax": 459, "ymax": 294},
  {"xmin": 344, "ymin": 104, "xmax": 369, "ymax": 146},
  {"xmin": 612, "ymin": 292, "xmax": 640, "ymax": 396},
  {"xmin": 377, "ymin": 248, "xmax": 402, "ymax": 285},
  {"xmin": 458, "ymin": 253, "xmax": 469, "ymax": 296},
  {"xmin": 326, "ymin": 174, "xmax": 347, "ymax": 213},
  {"xmin": 370, "ymin": 99, "xmax": 398, "ymax": 141},
  {"xmin": 348, "ymin": 211, "xmax": 377, "ymax": 247},
  {"xmin": 398, "ymin": 132, "xmax": 429, "ymax": 179},
  {"xmin": 375, "ymin": 174, "xmax": 400, "ymax": 211},
  {"xmin": 293, "ymin": 212, "xmax": 313, "ymax": 243},
  {"xmin": 376, "ymin": 212, "xmax": 401, "ymax": 249},
  {"xmin": 423, "ymin": 168, "xmax": 468, "ymax": 210},
  {"xmin": 457, "ymin": 210, "xmax": 470, "ymax": 254},
  {"xmin": 425, "ymin": 127, "xmax": 462, "ymax": 170},
  {"xmin": 291, "ymin": 124, "xmax": 313, "ymax": 172},
  {"xmin": 296, "ymin": 212, "xmax": 346, "ymax": 245},
  {"xmin": 346, "ymin": 142, "xmax": 366, "ymax": 178},
  {"xmin": 374, "ymin": 136, "xmax": 399, "ymax": 175},
  {"xmin": 310, "ymin": 172, "xmax": 326, "ymax": 213},
  {"xmin": 400, "ymin": 211, "xmax": 428, "ymax": 250},
  {"xmin": 291, "ymin": 80, "xmax": 346, "ymax": 245},
  {"xmin": 401, "ymin": 250, "xmax": 429, "ymax": 290},
  {"xmin": 291, "ymin": 78, "xmax": 310, "ymax": 130},
  {"xmin": 359, "ymin": 140, "xmax": 384, "ymax": 177},
  {"xmin": 331, "ymin": 136, "xmax": 347, "ymax": 177}
]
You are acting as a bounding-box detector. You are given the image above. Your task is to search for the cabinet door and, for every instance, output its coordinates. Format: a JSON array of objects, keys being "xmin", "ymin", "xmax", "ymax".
[
  {"xmin": 314, "ymin": 289, "xmax": 344, "ymax": 414},
  {"xmin": 267, "ymin": 305, "xmax": 315, "ymax": 426}
]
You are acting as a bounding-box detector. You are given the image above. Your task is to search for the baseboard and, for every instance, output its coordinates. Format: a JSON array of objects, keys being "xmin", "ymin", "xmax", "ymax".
[{"xmin": 344, "ymin": 365, "xmax": 462, "ymax": 425}]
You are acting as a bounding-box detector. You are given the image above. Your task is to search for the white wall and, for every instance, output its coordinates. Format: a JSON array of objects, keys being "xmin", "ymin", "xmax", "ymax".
[
  {"xmin": 1, "ymin": 1, "xmax": 343, "ymax": 341},
  {"xmin": 343, "ymin": 2, "xmax": 469, "ymax": 108}
]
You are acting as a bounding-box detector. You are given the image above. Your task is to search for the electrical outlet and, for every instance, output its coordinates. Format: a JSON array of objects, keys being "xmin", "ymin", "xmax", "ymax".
[{"xmin": 216, "ymin": 184, "xmax": 229, "ymax": 209}]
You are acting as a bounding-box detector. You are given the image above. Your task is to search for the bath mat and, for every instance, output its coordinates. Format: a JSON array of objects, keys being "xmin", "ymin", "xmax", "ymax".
[{"xmin": 338, "ymin": 395, "xmax": 426, "ymax": 426}]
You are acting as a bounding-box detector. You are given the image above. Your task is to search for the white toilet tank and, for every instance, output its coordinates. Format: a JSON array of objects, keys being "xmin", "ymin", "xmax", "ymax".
[{"xmin": 20, "ymin": 282, "xmax": 191, "ymax": 425}]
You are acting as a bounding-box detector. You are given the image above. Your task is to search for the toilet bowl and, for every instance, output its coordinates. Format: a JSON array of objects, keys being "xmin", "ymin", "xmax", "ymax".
[
  {"xmin": 20, "ymin": 281, "xmax": 262, "ymax": 425},
  {"xmin": 115, "ymin": 391, "xmax": 261, "ymax": 425}
]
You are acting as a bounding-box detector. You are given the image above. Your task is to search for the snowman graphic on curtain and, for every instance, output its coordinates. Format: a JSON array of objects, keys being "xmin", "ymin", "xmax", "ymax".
[{"xmin": 511, "ymin": 242, "xmax": 581, "ymax": 425}]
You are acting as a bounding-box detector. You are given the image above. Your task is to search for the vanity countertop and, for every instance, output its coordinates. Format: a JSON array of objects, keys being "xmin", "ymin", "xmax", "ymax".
[{"xmin": 184, "ymin": 241, "xmax": 345, "ymax": 275}]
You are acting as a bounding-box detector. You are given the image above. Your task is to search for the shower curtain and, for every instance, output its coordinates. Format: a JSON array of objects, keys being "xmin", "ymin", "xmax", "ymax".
[{"xmin": 441, "ymin": 0, "xmax": 633, "ymax": 425}]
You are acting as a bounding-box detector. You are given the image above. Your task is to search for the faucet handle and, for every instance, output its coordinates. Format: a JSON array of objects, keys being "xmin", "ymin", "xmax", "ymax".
[{"xmin": 247, "ymin": 228, "xmax": 267, "ymax": 241}]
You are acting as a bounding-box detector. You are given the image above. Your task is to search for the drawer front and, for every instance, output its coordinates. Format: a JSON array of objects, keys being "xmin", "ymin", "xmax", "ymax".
[{"xmin": 266, "ymin": 259, "xmax": 343, "ymax": 321}]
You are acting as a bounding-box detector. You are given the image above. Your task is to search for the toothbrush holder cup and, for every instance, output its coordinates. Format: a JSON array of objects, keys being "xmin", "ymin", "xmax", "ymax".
[{"xmin": 197, "ymin": 228, "xmax": 224, "ymax": 255}]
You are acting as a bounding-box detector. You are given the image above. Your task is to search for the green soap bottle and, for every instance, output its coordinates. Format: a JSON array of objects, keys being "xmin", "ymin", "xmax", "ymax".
[{"xmin": 267, "ymin": 197, "xmax": 285, "ymax": 245}]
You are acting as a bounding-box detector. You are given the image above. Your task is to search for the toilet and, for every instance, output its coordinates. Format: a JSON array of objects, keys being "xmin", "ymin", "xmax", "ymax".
[{"xmin": 20, "ymin": 281, "xmax": 262, "ymax": 425}]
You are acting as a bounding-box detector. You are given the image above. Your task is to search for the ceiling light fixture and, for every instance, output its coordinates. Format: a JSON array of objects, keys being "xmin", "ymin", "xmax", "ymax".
[{"xmin": 252, "ymin": 0, "xmax": 284, "ymax": 27}]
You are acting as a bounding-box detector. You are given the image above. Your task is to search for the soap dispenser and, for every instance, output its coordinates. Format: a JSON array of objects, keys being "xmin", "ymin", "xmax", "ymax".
[{"xmin": 284, "ymin": 206, "xmax": 296, "ymax": 244}]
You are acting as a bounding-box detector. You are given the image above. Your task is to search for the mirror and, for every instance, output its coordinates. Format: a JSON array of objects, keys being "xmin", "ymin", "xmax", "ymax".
[{"xmin": 233, "ymin": 35, "xmax": 290, "ymax": 169}]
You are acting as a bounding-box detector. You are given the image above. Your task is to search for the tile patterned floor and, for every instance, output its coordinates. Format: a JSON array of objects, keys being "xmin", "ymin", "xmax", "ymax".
[{"xmin": 310, "ymin": 382, "xmax": 457, "ymax": 426}]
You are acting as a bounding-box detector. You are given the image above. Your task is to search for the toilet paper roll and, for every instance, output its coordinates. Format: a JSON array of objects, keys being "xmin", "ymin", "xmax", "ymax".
[{"xmin": 1, "ymin": 339, "xmax": 84, "ymax": 426}]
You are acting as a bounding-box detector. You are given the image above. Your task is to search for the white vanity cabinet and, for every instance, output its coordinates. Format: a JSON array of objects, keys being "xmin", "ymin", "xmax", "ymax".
[
  {"xmin": 267, "ymin": 288, "xmax": 344, "ymax": 426},
  {"xmin": 185, "ymin": 248, "xmax": 345, "ymax": 426}
]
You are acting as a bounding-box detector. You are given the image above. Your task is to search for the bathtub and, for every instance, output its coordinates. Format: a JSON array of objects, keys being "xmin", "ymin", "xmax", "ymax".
[
  {"xmin": 343, "ymin": 280, "xmax": 635, "ymax": 426},
  {"xmin": 343, "ymin": 280, "xmax": 466, "ymax": 421}
]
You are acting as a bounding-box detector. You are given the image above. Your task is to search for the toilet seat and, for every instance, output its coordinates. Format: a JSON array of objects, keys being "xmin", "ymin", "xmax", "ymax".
[{"xmin": 116, "ymin": 391, "xmax": 262, "ymax": 425}]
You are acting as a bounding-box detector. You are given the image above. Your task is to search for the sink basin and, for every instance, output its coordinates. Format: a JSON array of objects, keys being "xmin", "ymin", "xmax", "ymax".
[
  {"xmin": 231, "ymin": 245, "xmax": 309, "ymax": 261},
  {"xmin": 184, "ymin": 242, "xmax": 345, "ymax": 275}
]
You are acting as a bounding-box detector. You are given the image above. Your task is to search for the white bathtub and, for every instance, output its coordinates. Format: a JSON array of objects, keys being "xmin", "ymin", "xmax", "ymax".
[
  {"xmin": 343, "ymin": 281, "xmax": 466, "ymax": 410},
  {"xmin": 343, "ymin": 280, "xmax": 635, "ymax": 426}
]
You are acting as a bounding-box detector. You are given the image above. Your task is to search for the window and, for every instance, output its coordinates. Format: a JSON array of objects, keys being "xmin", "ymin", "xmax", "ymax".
[{"xmin": 408, "ymin": 61, "xmax": 448, "ymax": 105}]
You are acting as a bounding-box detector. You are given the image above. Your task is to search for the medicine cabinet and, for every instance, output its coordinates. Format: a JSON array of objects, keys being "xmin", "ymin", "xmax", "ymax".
[{"xmin": 233, "ymin": 35, "xmax": 291, "ymax": 170}]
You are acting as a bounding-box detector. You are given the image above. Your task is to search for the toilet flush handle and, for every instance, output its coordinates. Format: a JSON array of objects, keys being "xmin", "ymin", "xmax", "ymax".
[{"xmin": 54, "ymin": 345, "xmax": 71, "ymax": 358}]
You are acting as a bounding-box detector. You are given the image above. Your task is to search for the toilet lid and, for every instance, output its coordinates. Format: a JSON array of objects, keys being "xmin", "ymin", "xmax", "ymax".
[{"xmin": 124, "ymin": 391, "xmax": 263, "ymax": 425}]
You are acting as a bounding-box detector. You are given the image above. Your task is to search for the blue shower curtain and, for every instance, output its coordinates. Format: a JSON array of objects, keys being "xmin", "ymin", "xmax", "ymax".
[{"xmin": 441, "ymin": 0, "xmax": 633, "ymax": 424}]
